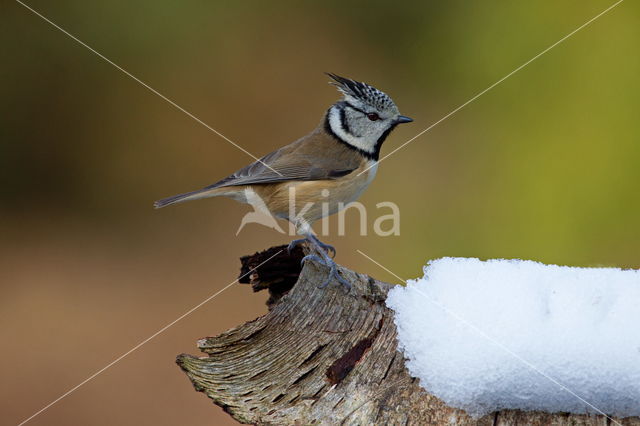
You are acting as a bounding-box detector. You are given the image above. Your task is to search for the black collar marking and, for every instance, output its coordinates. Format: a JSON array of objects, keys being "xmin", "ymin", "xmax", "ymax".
[
  {"xmin": 324, "ymin": 105, "xmax": 398, "ymax": 161},
  {"xmin": 343, "ymin": 101, "xmax": 367, "ymax": 115},
  {"xmin": 338, "ymin": 105, "xmax": 352, "ymax": 136}
]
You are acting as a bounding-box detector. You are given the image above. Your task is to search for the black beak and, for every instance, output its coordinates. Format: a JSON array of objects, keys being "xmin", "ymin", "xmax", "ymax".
[{"xmin": 396, "ymin": 115, "xmax": 414, "ymax": 124}]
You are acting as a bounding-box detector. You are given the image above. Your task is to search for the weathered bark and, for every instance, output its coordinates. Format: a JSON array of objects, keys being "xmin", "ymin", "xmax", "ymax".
[{"xmin": 177, "ymin": 245, "xmax": 640, "ymax": 425}]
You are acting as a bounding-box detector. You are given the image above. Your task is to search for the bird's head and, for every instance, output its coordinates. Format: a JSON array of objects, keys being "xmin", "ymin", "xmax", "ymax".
[{"xmin": 325, "ymin": 73, "xmax": 413, "ymax": 160}]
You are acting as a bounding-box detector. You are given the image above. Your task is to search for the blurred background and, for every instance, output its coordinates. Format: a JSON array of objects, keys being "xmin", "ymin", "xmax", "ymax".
[{"xmin": 2, "ymin": 0, "xmax": 639, "ymax": 424}]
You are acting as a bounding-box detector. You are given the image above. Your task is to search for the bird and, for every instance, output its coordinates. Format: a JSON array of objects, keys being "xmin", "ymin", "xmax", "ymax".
[
  {"xmin": 234, "ymin": 188, "xmax": 285, "ymax": 236},
  {"xmin": 155, "ymin": 73, "xmax": 413, "ymax": 289}
]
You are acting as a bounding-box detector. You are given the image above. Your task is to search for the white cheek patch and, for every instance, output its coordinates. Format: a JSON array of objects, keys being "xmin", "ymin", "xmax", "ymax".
[{"xmin": 328, "ymin": 107, "xmax": 375, "ymax": 154}]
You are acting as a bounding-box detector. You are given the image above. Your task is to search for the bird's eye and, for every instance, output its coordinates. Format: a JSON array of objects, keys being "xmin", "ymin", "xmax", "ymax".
[{"xmin": 367, "ymin": 112, "xmax": 380, "ymax": 121}]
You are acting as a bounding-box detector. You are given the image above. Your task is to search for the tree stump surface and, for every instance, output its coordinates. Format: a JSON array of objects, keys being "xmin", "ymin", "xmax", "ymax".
[{"xmin": 176, "ymin": 245, "xmax": 640, "ymax": 426}]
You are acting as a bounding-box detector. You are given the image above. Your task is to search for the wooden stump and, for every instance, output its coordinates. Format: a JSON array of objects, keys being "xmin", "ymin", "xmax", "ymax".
[{"xmin": 176, "ymin": 245, "xmax": 640, "ymax": 425}]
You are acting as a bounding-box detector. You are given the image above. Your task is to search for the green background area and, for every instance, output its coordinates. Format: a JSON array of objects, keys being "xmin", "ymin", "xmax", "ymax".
[{"xmin": 1, "ymin": 1, "xmax": 638, "ymax": 425}]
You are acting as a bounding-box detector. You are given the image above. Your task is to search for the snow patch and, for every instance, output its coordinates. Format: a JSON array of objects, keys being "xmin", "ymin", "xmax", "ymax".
[{"xmin": 386, "ymin": 257, "xmax": 640, "ymax": 417}]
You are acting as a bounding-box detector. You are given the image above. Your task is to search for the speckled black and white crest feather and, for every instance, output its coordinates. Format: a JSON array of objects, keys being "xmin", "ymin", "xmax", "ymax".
[{"xmin": 326, "ymin": 73, "xmax": 396, "ymax": 112}]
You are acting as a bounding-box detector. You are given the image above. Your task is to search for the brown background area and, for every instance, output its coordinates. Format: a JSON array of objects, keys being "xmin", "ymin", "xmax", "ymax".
[{"xmin": 2, "ymin": 1, "xmax": 639, "ymax": 425}]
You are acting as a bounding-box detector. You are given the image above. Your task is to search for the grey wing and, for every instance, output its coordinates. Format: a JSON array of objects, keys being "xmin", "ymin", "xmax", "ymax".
[{"xmin": 206, "ymin": 149, "xmax": 356, "ymax": 190}]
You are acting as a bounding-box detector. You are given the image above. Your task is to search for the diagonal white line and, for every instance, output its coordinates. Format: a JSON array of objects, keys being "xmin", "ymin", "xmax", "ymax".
[
  {"xmin": 356, "ymin": 249, "xmax": 623, "ymax": 425},
  {"xmin": 15, "ymin": 0, "xmax": 283, "ymax": 176},
  {"xmin": 17, "ymin": 249, "xmax": 284, "ymax": 426},
  {"xmin": 359, "ymin": 0, "xmax": 625, "ymax": 176}
]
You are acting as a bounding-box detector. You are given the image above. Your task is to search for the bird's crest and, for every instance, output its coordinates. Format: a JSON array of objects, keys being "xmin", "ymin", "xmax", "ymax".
[{"xmin": 326, "ymin": 73, "xmax": 396, "ymax": 112}]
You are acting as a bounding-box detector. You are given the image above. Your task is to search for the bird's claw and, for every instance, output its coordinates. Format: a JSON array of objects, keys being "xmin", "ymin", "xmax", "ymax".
[
  {"xmin": 289, "ymin": 237, "xmax": 336, "ymax": 258},
  {"xmin": 301, "ymin": 254, "xmax": 324, "ymax": 266},
  {"xmin": 319, "ymin": 263, "xmax": 351, "ymax": 290},
  {"xmin": 288, "ymin": 238, "xmax": 307, "ymax": 254},
  {"xmin": 317, "ymin": 242, "xmax": 336, "ymax": 258},
  {"xmin": 300, "ymin": 255, "xmax": 351, "ymax": 291}
]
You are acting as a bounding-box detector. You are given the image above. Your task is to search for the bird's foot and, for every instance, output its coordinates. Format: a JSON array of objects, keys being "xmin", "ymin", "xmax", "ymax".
[
  {"xmin": 301, "ymin": 254, "xmax": 351, "ymax": 291},
  {"xmin": 288, "ymin": 237, "xmax": 336, "ymax": 258},
  {"xmin": 287, "ymin": 238, "xmax": 307, "ymax": 254},
  {"xmin": 307, "ymin": 235, "xmax": 336, "ymax": 258},
  {"xmin": 301, "ymin": 254, "xmax": 324, "ymax": 266},
  {"xmin": 316, "ymin": 241, "xmax": 336, "ymax": 258}
]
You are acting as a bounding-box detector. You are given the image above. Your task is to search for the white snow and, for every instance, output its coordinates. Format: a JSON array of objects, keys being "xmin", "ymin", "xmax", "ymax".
[{"xmin": 386, "ymin": 257, "xmax": 640, "ymax": 418}]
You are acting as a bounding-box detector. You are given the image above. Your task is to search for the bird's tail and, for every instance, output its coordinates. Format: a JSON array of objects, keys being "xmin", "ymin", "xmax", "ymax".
[{"xmin": 153, "ymin": 188, "xmax": 222, "ymax": 209}]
